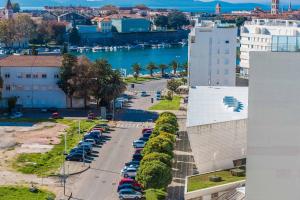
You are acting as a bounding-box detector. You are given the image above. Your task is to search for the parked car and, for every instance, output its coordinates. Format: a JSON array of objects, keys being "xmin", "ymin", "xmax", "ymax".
[
  {"xmin": 122, "ymin": 164, "xmax": 140, "ymax": 175},
  {"xmin": 125, "ymin": 161, "xmax": 140, "ymax": 167},
  {"xmin": 141, "ymin": 91, "xmax": 147, "ymax": 97},
  {"xmin": 123, "ymin": 167, "xmax": 138, "ymax": 178},
  {"xmin": 156, "ymin": 91, "xmax": 162, "ymax": 100},
  {"xmin": 142, "ymin": 133, "xmax": 151, "ymax": 139},
  {"xmin": 106, "ymin": 113, "xmax": 113, "ymax": 120},
  {"xmin": 51, "ymin": 112, "xmax": 60, "ymax": 119},
  {"xmin": 119, "ymin": 189, "xmax": 143, "ymax": 200},
  {"xmin": 95, "ymin": 124, "xmax": 110, "ymax": 131},
  {"xmin": 118, "ymin": 178, "xmax": 142, "ymax": 188},
  {"xmin": 83, "ymin": 138, "xmax": 96, "ymax": 146},
  {"xmin": 10, "ymin": 112, "xmax": 23, "ymax": 119},
  {"xmin": 88, "ymin": 130, "xmax": 102, "ymax": 137},
  {"xmin": 77, "ymin": 143, "xmax": 93, "ymax": 152},
  {"xmin": 66, "ymin": 152, "xmax": 84, "ymax": 162},
  {"xmin": 88, "ymin": 113, "xmax": 96, "ymax": 120},
  {"xmin": 142, "ymin": 128, "xmax": 153, "ymax": 133},
  {"xmin": 70, "ymin": 147, "xmax": 90, "ymax": 155},
  {"xmin": 117, "ymin": 183, "xmax": 142, "ymax": 193},
  {"xmin": 133, "ymin": 140, "xmax": 145, "ymax": 148},
  {"xmin": 84, "ymin": 134, "xmax": 101, "ymax": 144},
  {"xmin": 138, "ymin": 137, "xmax": 149, "ymax": 142},
  {"xmin": 132, "ymin": 154, "xmax": 143, "ymax": 162},
  {"xmin": 134, "ymin": 149, "xmax": 143, "ymax": 155}
]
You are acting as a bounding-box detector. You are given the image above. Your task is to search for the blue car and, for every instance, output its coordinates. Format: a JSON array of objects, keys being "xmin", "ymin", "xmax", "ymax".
[{"xmin": 117, "ymin": 183, "xmax": 142, "ymax": 192}]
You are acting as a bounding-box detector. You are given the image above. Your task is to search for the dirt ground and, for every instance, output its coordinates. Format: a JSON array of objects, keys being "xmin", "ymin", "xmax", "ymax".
[{"xmin": 0, "ymin": 122, "xmax": 68, "ymax": 192}]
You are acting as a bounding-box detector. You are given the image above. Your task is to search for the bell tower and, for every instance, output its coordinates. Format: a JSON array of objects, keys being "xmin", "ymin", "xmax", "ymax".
[
  {"xmin": 5, "ymin": 0, "xmax": 14, "ymax": 19},
  {"xmin": 271, "ymin": 0, "xmax": 279, "ymax": 15}
]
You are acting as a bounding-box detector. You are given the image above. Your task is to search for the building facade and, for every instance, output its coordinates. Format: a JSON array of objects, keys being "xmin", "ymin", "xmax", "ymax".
[
  {"xmin": 0, "ymin": 55, "xmax": 67, "ymax": 108},
  {"xmin": 111, "ymin": 18, "xmax": 150, "ymax": 33},
  {"xmin": 246, "ymin": 51, "xmax": 300, "ymax": 200},
  {"xmin": 240, "ymin": 19, "xmax": 300, "ymax": 76},
  {"xmin": 271, "ymin": 0, "xmax": 280, "ymax": 15},
  {"xmin": 98, "ymin": 18, "xmax": 112, "ymax": 33},
  {"xmin": 188, "ymin": 21, "xmax": 237, "ymax": 87}
]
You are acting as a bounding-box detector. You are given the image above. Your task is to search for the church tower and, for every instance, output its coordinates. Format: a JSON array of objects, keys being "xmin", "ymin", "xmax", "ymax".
[
  {"xmin": 271, "ymin": 0, "xmax": 279, "ymax": 15},
  {"xmin": 288, "ymin": 0, "xmax": 292, "ymax": 12},
  {"xmin": 5, "ymin": 0, "xmax": 13, "ymax": 19}
]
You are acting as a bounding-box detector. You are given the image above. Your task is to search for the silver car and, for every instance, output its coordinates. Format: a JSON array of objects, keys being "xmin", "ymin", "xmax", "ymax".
[{"xmin": 119, "ymin": 189, "xmax": 143, "ymax": 200}]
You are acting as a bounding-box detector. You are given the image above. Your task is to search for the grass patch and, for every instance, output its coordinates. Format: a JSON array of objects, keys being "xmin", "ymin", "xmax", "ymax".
[
  {"xmin": 145, "ymin": 189, "xmax": 167, "ymax": 200},
  {"xmin": 187, "ymin": 170, "xmax": 246, "ymax": 192},
  {"xmin": 124, "ymin": 77, "xmax": 160, "ymax": 84},
  {"xmin": 149, "ymin": 96, "xmax": 181, "ymax": 110},
  {"xmin": 12, "ymin": 119, "xmax": 103, "ymax": 176},
  {"xmin": 0, "ymin": 186, "xmax": 55, "ymax": 200}
]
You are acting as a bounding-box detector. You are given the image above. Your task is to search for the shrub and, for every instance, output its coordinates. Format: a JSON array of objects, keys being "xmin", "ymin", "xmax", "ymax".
[
  {"xmin": 159, "ymin": 112, "xmax": 177, "ymax": 119},
  {"xmin": 156, "ymin": 115, "xmax": 178, "ymax": 131},
  {"xmin": 145, "ymin": 188, "xmax": 167, "ymax": 200},
  {"xmin": 159, "ymin": 131, "xmax": 176, "ymax": 143},
  {"xmin": 142, "ymin": 135, "xmax": 174, "ymax": 157},
  {"xmin": 155, "ymin": 123, "xmax": 177, "ymax": 134},
  {"xmin": 136, "ymin": 160, "xmax": 172, "ymax": 189},
  {"xmin": 140, "ymin": 152, "xmax": 172, "ymax": 167}
]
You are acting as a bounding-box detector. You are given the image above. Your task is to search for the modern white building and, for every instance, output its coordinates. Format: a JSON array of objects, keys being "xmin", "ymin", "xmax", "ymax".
[
  {"xmin": 240, "ymin": 18, "xmax": 300, "ymax": 75},
  {"xmin": 187, "ymin": 86, "xmax": 248, "ymax": 174},
  {"xmin": 188, "ymin": 21, "xmax": 237, "ymax": 87},
  {"xmin": 246, "ymin": 51, "xmax": 300, "ymax": 200},
  {"xmin": 0, "ymin": 55, "xmax": 67, "ymax": 108}
]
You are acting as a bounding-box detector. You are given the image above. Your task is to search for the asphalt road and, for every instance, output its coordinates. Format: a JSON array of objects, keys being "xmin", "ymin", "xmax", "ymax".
[{"xmin": 61, "ymin": 79, "xmax": 167, "ymax": 200}]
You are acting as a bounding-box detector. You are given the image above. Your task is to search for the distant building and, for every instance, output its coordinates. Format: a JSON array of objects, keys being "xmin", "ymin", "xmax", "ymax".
[
  {"xmin": 247, "ymin": 51, "xmax": 300, "ymax": 200},
  {"xmin": 271, "ymin": 0, "xmax": 280, "ymax": 15},
  {"xmin": 187, "ymin": 86, "xmax": 248, "ymax": 174},
  {"xmin": 188, "ymin": 21, "xmax": 237, "ymax": 87},
  {"xmin": 111, "ymin": 18, "xmax": 150, "ymax": 33},
  {"xmin": 58, "ymin": 12, "xmax": 88, "ymax": 26},
  {"xmin": 215, "ymin": 3, "xmax": 221, "ymax": 15},
  {"xmin": 0, "ymin": 55, "xmax": 66, "ymax": 108},
  {"xmin": 4, "ymin": 0, "xmax": 13, "ymax": 19},
  {"xmin": 240, "ymin": 19, "xmax": 300, "ymax": 76},
  {"xmin": 98, "ymin": 17, "xmax": 112, "ymax": 33}
]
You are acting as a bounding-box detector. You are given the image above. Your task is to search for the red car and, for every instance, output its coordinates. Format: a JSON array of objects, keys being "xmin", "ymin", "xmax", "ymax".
[
  {"xmin": 142, "ymin": 128, "xmax": 153, "ymax": 134},
  {"xmin": 92, "ymin": 127, "xmax": 104, "ymax": 132},
  {"xmin": 87, "ymin": 113, "xmax": 96, "ymax": 120},
  {"xmin": 118, "ymin": 178, "xmax": 142, "ymax": 188},
  {"xmin": 52, "ymin": 112, "xmax": 60, "ymax": 119}
]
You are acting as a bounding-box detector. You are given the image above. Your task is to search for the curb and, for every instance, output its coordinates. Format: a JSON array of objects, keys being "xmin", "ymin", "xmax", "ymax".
[{"xmin": 54, "ymin": 165, "xmax": 90, "ymax": 178}]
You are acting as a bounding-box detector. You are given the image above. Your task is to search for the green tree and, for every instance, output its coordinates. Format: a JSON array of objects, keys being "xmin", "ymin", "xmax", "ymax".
[
  {"xmin": 0, "ymin": 19, "xmax": 16, "ymax": 47},
  {"xmin": 142, "ymin": 135, "xmax": 174, "ymax": 156},
  {"xmin": 167, "ymin": 79, "xmax": 181, "ymax": 98},
  {"xmin": 14, "ymin": 15, "xmax": 35, "ymax": 47},
  {"xmin": 7, "ymin": 97, "xmax": 17, "ymax": 112},
  {"xmin": 183, "ymin": 61, "xmax": 188, "ymax": 75},
  {"xmin": 158, "ymin": 64, "xmax": 168, "ymax": 76},
  {"xmin": 170, "ymin": 60, "xmax": 178, "ymax": 75},
  {"xmin": 140, "ymin": 152, "xmax": 172, "ymax": 167},
  {"xmin": 159, "ymin": 111, "xmax": 177, "ymax": 119},
  {"xmin": 136, "ymin": 160, "xmax": 172, "ymax": 189},
  {"xmin": 146, "ymin": 62, "xmax": 157, "ymax": 77},
  {"xmin": 12, "ymin": 3, "xmax": 20, "ymax": 13},
  {"xmin": 69, "ymin": 27, "xmax": 81, "ymax": 45},
  {"xmin": 154, "ymin": 123, "xmax": 177, "ymax": 135},
  {"xmin": 57, "ymin": 54, "xmax": 78, "ymax": 108},
  {"xmin": 167, "ymin": 11, "xmax": 189, "ymax": 29},
  {"xmin": 154, "ymin": 15, "xmax": 168, "ymax": 28},
  {"xmin": 156, "ymin": 113, "xmax": 179, "ymax": 131},
  {"xmin": 132, "ymin": 63, "xmax": 142, "ymax": 79},
  {"xmin": 235, "ymin": 16, "xmax": 247, "ymax": 27}
]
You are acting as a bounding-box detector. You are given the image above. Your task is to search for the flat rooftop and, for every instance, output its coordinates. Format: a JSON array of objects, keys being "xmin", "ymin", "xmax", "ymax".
[{"xmin": 187, "ymin": 86, "xmax": 248, "ymax": 127}]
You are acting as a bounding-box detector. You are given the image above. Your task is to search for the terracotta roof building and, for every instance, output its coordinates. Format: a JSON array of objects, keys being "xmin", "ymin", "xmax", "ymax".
[{"xmin": 0, "ymin": 55, "xmax": 62, "ymax": 67}]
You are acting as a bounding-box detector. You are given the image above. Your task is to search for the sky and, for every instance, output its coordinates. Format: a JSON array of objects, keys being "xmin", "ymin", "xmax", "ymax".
[{"xmin": 202, "ymin": 0, "xmax": 293, "ymax": 4}]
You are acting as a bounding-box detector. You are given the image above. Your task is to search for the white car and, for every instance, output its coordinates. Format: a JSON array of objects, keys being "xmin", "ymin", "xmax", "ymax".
[
  {"xmin": 10, "ymin": 112, "xmax": 23, "ymax": 119},
  {"xmin": 123, "ymin": 167, "xmax": 137, "ymax": 178},
  {"xmin": 119, "ymin": 189, "xmax": 143, "ymax": 200},
  {"xmin": 133, "ymin": 140, "xmax": 145, "ymax": 148}
]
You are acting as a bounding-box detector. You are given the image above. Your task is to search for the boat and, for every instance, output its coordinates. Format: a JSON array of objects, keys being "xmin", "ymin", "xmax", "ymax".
[{"xmin": 92, "ymin": 46, "xmax": 102, "ymax": 52}]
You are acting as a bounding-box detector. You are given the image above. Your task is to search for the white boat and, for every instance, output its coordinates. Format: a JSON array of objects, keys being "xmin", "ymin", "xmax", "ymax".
[{"xmin": 92, "ymin": 46, "xmax": 102, "ymax": 52}]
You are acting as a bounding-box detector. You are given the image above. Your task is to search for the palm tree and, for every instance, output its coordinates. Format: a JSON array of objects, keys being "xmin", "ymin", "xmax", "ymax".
[
  {"xmin": 183, "ymin": 61, "xmax": 188, "ymax": 75},
  {"xmin": 146, "ymin": 62, "xmax": 157, "ymax": 77},
  {"xmin": 170, "ymin": 60, "xmax": 178, "ymax": 75},
  {"xmin": 132, "ymin": 63, "xmax": 142, "ymax": 80},
  {"xmin": 158, "ymin": 64, "xmax": 168, "ymax": 76}
]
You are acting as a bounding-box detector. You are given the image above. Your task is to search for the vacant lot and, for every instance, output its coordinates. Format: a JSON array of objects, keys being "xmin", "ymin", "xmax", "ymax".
[{"xmin": 0, "ymin": 186, "xmax": 55, "ymax": 200}]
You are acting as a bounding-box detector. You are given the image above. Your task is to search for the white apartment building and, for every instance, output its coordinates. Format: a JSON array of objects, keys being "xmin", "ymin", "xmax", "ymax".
[
  {"xmin": 240, "ymin": 18, "xmax": 300, "ymax": 75},
  {"xmin": 0, "ymin": 55, "xmax": 67, "ymax": 108},
  {"xmin": 188, "ymin": 21, "xmax": 237, "ymax": 87},
  {"xmin": 247, "ymin": 51, "xmax": 300, "ymax": 200}
]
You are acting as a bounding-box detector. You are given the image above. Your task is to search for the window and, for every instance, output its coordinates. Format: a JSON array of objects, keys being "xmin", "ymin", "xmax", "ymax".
[
  {"xmin": 26, "ymin": 74, "xmax": 31, "ymax": 78},
  {"xmin": 42, "ymin": 74, "xmax": 47, "ymax": 78},
  {"xmin": 225, "ymin": 40, "xmax": 230, "ymax": 44},
  {"xmin": 217, "ymin": 48, "xmax": 220, "ymax": 54},
  {"xmin": 217, "ymin": 59, "xmax": 220, "ymax": 65},
  {"xmin": 224, "ymin": 69, "xmax": 229, "ymax": 75},
  {"xmin": 4, "ymin": 73, "xmax": 10, "ymax": 78},
  {"xmin": 54, "ymin": 74, "xmax": 59, "ymax": 79},
  {"xmin": 5, "ymin": 85, "xmax": 10, "ymax": 91},
  {"xmin": 216, "ymin": 69, "xmax": 220, "ymax": 74},
  {"xmin": 190, "ymin": 35, "xmax": 195, "ymax": 43},
  {"xmin": 224, "ymin": 49, "xmax": 230, "ymax": 54},
  {"xmin": 224, "ymin": 59, "xmax": 229, "ymax": 65},
  {"xmin": 33, "ymin": 74, "xmax": 38, "ymax": 79}
]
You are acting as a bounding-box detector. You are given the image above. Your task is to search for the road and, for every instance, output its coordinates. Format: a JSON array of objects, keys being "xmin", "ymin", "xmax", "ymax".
[{"xmin": 61, "ymin": 79, "xmax": 167, "ymax": 200}]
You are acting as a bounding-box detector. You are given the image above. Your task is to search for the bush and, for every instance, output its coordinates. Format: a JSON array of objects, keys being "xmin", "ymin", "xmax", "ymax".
[
  {"xmin": 159, "ymin": 131, "xmax": 176, "ymax": 143},
  {"xmin": 159, "ymin": 112, "xmax": 177, "ymax": 119},
  {"xmin": 155, "ymin": 123, "xmax": 177, "ymax": 135},
  {"xmin": 156, "ymin": 115, "xmax": 178, "ymax": 131},
  {"xmin": 140, "ymin": 152, "xmax": 172, "ymax": 167},
  {"xmin": 145, "ymin": 188, "xmax": 167, "ymax": 200},
  {"xmin": 142, "ymin": 135, "xmax": 174, "ymax": 157},
  {"xmin": 136, "ymin": 160, "xmax": 172, "ymax": 189}
]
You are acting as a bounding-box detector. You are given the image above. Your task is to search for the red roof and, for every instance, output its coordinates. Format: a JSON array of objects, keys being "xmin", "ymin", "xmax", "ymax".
[{"xmin": 0, "ymin": 55, "xmax": 62, "ymax": 67}]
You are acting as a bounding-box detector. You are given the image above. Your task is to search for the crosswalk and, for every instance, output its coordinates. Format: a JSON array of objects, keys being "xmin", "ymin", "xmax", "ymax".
[{"xmin": 114, "ymin": 121, "xmax": 154, "ymax": 128}]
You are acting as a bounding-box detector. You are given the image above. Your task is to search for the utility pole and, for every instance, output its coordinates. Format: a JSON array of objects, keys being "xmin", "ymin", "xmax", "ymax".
[{"xmin": 78, "ymin": 120, "xmax": 81, "ymax": 134}]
